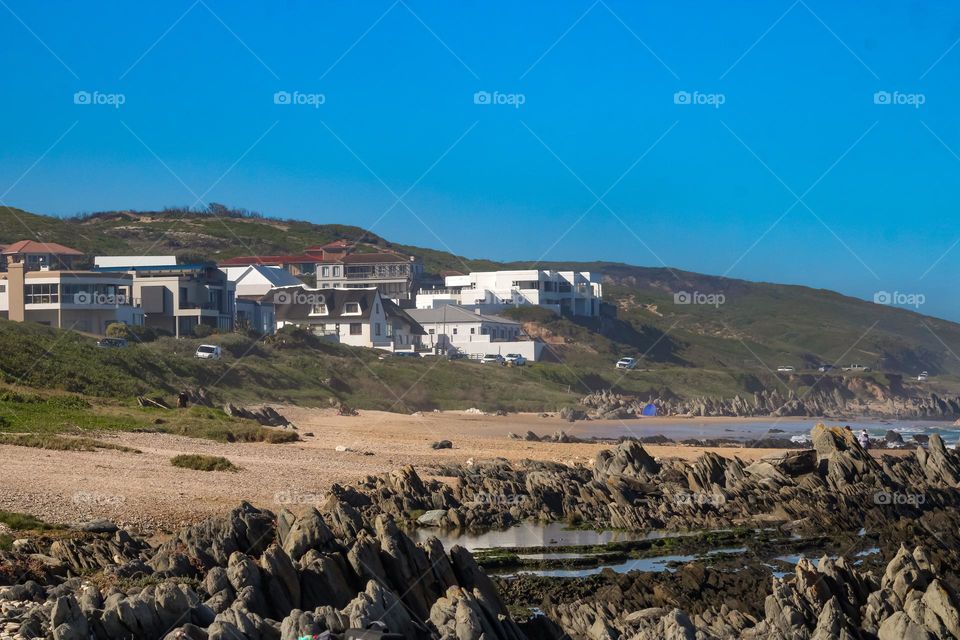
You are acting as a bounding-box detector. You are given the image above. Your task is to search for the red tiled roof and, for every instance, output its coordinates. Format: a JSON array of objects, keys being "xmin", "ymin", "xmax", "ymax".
[
  {"xmin": 218, "ymin": 254, "xmax": 334, "ymax": 266},
  {"xmin": 341, "ymin": 253, "xmax": 410, "ymax": 264},
  {"xmin": 2, "ymin": 240, "xmax": 83, "ymax": 256}
]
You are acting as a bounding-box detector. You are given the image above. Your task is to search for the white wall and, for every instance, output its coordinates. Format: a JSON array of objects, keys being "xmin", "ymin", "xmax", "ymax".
[{"xmin": 95, "ymin": 256, "xmax": 177, "ymax": 268}]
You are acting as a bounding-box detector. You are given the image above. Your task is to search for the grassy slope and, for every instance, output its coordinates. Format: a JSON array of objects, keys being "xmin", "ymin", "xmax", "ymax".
[{"xmin": 3, "ymin": 205, "xmax": 960, "ymax": 390}]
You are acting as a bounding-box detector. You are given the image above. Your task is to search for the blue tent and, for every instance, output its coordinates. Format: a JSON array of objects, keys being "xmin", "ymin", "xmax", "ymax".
[{"xmin": 642, "ymin": 403, "xmax": 658, "ymax": 417}]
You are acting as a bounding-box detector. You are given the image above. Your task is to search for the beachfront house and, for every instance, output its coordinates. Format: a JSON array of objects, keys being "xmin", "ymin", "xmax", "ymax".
[
  {"xmin": 272, "ymin": 286, "xmax": 423, "ymax": 351},
  {"xmin": 94, "ymin": 256, "xmax": 236, "ymax": 337},
  {"xmin": 0, "ymin": 262, "xmax": 143, "ymax": 335},
  {"xmin": 220, "ymin": 241, "xmax": 423, "ymax": 302},
  {"xmin": 407, "ymin": 304, "xmax": 541, "ymax": 361},
  {"xmin": 416, "ymin": 269, "xmax": 603, "ymax": 317}
]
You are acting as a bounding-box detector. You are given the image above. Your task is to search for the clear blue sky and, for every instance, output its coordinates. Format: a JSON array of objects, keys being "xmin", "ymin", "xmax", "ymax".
[{"xmin": 2, "ymin": 1, "xmax": 960, "ymax": 319}]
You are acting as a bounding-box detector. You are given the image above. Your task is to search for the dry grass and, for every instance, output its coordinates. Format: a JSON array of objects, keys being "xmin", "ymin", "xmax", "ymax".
[{"xmin": 170, "ymin": 454, "xmax": 239, "ymax": 472}]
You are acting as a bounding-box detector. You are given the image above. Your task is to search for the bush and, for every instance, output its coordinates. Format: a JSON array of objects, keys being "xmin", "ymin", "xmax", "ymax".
[
  {"xmin": 170, "ymin": 454, "xmax": 239, "ymax": 472},
  {"xmin": 192, "ymin": 324, "xmax": 214, "ymax": 338},
  {"xmin": 106, "ymin": 323, "xmax": 159, "ymax": 343}
]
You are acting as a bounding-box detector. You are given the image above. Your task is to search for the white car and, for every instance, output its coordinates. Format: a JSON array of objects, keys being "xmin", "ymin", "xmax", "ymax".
[
  {"xmin": 615, "ymin": 357, "xmax": 638, "ymax": 370},
  {"xmin": 844, "ymin": 364, "xmax": 870, "ymax": 372},
  {"xmin": 776, "ymin": 366, "xmax": 795, "ymax": 373},
  {"xmin": 918, "ymin": 371, "xmax": 929, "ymax": 382},
  {"xmin": 195, "ymin": 344, "xmax": 221, "ymax": 360},
  {"xmin": 481, "ymin": 354, "xmax": 505, "ymax": 365},
  {"xmin": 504, "ymin": 353, "xmax": 527, "ymax": 366}
]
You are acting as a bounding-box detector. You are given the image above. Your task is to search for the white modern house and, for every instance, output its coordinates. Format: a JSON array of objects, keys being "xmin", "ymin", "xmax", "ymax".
[
  {"xmin": 416, "ymin": 269, "xmax": 603, "ymax": 317},
  {"xmin": 407, "ymin": 305, "xmax": 542, "ymax": 361}
]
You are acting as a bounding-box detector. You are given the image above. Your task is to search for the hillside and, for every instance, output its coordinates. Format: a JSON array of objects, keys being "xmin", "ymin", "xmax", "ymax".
[{"xmin": 2, "ymin": 204, "xmax": 959, "ymax": 390}]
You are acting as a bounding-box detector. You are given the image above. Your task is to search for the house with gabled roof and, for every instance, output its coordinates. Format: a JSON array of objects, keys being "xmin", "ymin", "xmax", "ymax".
[{"xmin": 271, "ymin": 286, "xmax": 423, "ymax": 351}]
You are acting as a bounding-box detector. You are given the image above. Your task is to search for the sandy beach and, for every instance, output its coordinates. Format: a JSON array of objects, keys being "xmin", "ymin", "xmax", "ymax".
[{"xmin": 0, "ymin": 408, "xmax": 887, "ymax": 531}]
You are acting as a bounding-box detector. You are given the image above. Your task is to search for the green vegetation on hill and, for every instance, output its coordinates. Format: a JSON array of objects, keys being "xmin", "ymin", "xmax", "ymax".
[{"xmin": 3, "ymin": 204, "xmax": 960, "ymax": 398}]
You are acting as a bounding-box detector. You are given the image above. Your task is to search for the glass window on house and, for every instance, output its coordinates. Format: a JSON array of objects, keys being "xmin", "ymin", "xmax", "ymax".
[
  {"xmin": 349, "ymin": 323, "xmax": 362, "ymax": 335},
  {"xmin": 321, "ymin": 266, "xmax": 330, "ymax": 277},
  {"xmin": 25, "ymin": 283, "xmax": 59, "ymax": 304}
]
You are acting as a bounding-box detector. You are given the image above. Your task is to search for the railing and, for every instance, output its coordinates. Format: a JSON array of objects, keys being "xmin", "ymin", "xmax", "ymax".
[
  {"xmin": 179, "ymin": 301, "xmax": 224, "ymax": 311},
  {"xmin": 343, "ymin": 271, "xmax": 411, "ymax": 280}
]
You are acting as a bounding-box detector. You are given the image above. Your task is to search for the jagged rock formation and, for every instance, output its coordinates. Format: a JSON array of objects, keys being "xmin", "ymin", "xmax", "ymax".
[
  {"xmin": 0, "ymin": 503, "xmax": 527, "ymax": 640},
  {"xmin": 4, "ymin": 428, "xmax": 960, "ymax": 639},
  {"xmin": 577, "ymin": 384, "xmax": 960, "ymax": 419},
  {"xmin": 411, "ymin": 428, "xmax": 960, "ymax": 535}
]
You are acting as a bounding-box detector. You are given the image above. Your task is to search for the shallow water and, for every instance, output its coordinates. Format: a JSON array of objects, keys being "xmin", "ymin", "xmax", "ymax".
[
  {"xmin": 565, "ymin": 418, "xmax": 960, "ymax": 446},
  {"xmin": 409, "ymin": 522, "xmax": 654, "ymax": 551},
  {"xmin": 512, "ymin": 554, "xmax": 697, "ymax": 578}
]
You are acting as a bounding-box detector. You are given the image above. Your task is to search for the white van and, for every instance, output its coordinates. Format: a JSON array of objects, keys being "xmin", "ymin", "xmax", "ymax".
[{"xmin": 195, "ymin": 344, "xmax": 222, "ymax": 360}]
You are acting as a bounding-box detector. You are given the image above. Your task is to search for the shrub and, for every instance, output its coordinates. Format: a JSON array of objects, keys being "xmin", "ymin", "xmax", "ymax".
[
  {"xmin": 106, "ymin": 323, "xmax": 159, "ymax": 343},
  {"xmin": 170, "ymin": 454, "xmax": 239, "ymax": 472},
  {"xmin": 192, "ymin": 324, "xmax": 214, "ymax": 338}
]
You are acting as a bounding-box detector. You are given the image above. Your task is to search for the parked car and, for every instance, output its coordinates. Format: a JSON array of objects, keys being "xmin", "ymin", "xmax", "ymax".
[
  {"xmin": 394, "ymin": 351, "xmax": 420, "ymax": 358},
  {"xmin": 195, "ymin": 344, "xmax": 221, "ymax": 360},
  {"xmin": 446, "ymin": 351, "xmax": 467, "ymax": 361},
  {"xmin": 481, "ymin": 354, "xmax": 505, "ymax": 365},
  {"xmin": 817, "ymin": 364, "xmax": 836, "ymax": 373},
  {"xmin": 776, "ymin": 366, "xmax": 795, "ymax": 373},
  {"xmin": 918, "ymin": 371, "xmax": 929, "ymax": 382},
  {"xmin": 504, "ymin": 353, "xmax": 527, "ymax": 366},
  {"xmin": 843, "ymin": 364, "xmax": 870, "ymax": 372},
  {"xmin": 615, "ymin": 357, "xmax": 638, "ymax": 370},
  {"xmin": 96, "ymin": 337, "xmax": 128, "ymax": 348}
]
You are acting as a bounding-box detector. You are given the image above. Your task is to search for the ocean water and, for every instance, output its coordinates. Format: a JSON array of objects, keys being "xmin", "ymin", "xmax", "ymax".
[{"xmin": 564, "ymin": 419, "xmax": 960, "ymax": 447}]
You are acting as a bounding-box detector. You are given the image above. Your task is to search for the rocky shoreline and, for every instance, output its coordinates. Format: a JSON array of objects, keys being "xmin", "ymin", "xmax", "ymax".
[
  {"xmin": 3, "ymin": 424, "xmax": 960, "ymax": 638},
  {"xmin": 574, "ymin": 384, "xmax": 960, "ymax": 420}
]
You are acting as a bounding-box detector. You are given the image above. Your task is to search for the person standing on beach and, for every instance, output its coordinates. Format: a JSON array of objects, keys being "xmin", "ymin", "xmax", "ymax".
[{"xmin": 858, "ymin": 429, "xmax": 870, "ymax": 450}]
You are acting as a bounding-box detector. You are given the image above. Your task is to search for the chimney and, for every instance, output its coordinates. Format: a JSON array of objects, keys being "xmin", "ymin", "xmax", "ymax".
[
  {"xmin": 474, "ymin": 307, "xmax": 481, "ymax": 315},
  {"xmin": 8, "ymin": 262, "xmax": 25, "ymax": 322}
]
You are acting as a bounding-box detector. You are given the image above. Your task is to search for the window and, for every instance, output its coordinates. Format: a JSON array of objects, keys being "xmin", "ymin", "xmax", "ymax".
[
  {"xmin": 428, "ymin": 329, "xmax": 435, "ymax": 335},
  {"xmin": 321, "ymin": 266, "xmax": 330, "ymax": 277},
  {"xmin": 333, "ymin": 266, "xmax": 341, "ymax": 277},
  {"xmin": 0, "ymin": 284, "xmax": 5, "ymax": 293},
  {"xmin": 471, "ymin": 327, "xmax": 476, "ymax": 334},
  {"xmin": 24, "ymin": 283, "xmax": 59, "ymax": 304},
  {"xmin": 310, "ymin": 303, "xmax": 328, "ymax": 316},
  {"xmin": 344, "ymin": 302, "xmax": 361, "ymax": 315},
  {"xmin": 375, "ymin": 303, "xmax": 380, "ymax": 314},
  {"xmin": 349, "ymin": 323, "xmax": 362, "ymax": 335},
  {"xmin": 452, "ymin": 328, "xmax": 458, "ymax": 335},
  {"xmin": 375, "ymin": 323, "xmax": 381, "ymax": 336}
]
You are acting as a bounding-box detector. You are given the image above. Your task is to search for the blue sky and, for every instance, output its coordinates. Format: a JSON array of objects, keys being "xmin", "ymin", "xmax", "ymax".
[{"xmin": 2, "ymin": 1, "xmax": 960, "ymax": 319}]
